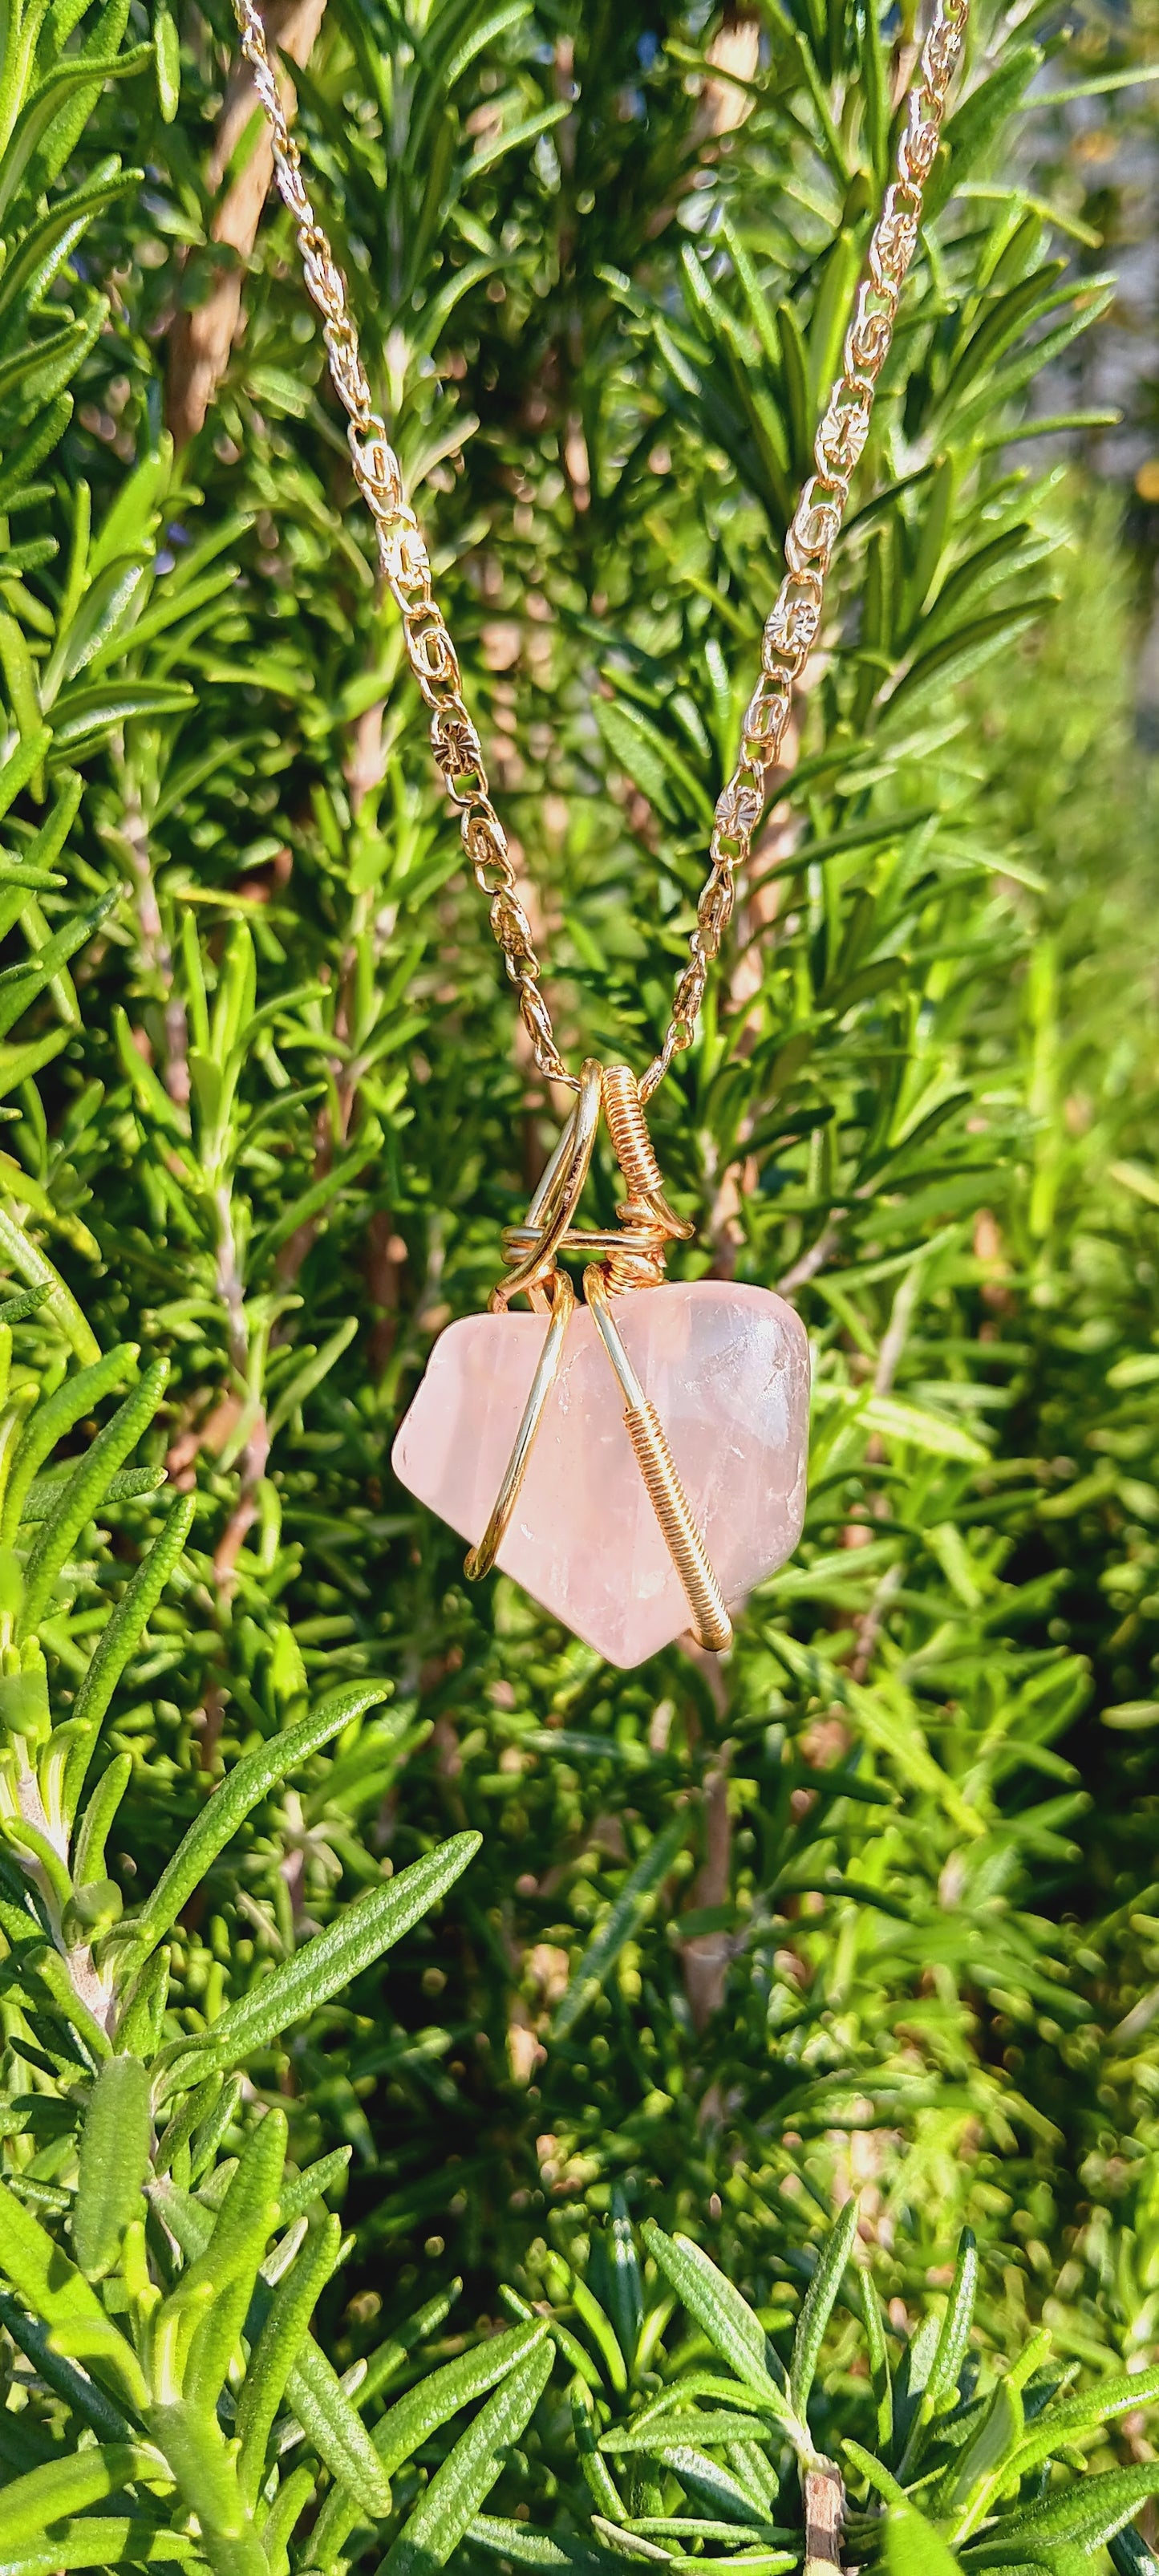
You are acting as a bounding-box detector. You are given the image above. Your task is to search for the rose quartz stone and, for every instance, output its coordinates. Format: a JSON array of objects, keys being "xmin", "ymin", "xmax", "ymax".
[{"xmin": 391, "ymin": 1280, "xmax": 809, "ymax": 1669}]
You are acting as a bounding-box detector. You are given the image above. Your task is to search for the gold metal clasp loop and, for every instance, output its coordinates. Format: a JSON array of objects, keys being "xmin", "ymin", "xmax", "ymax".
[
  {"xmin": 465, "ymin": 1062, "xmax": 732, "ymax": 1653},
  {"xmin": 490, "ymin": 1059, "xmax": 602, "ymax": 1313},
  {"xmin": 497, "ymin": 1064, "xmax": 693, "ymax": 1291}
]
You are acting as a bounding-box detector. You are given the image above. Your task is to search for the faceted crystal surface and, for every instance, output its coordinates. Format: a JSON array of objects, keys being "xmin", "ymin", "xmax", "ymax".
[{"xmin": 391, "ymin": 1280, "xmax": 809, "ymax": 1669}]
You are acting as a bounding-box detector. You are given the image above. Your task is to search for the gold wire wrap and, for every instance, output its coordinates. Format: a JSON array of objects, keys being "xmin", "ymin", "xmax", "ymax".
[
  {"xmin": 467, "ymin": 1071, "xmax": 732, "ymax": 1654},
  {"xmin": 602, "ymin": 1065, "xmax": 664, "ymax": 1198},
  {"xmin": 601, "ymin": 1065, "xmax": 692, "ymax": 1293},
  {"xmin": 464, "ymin": 1268, "xmax": 575, "ymax": 1581},
  {"xmin": 626, "ymin": 1406, "xmax": 732, "ymax": 1653},
  {"xmin": 491, "ymin": 1061, "xmax": 602, "ymax": 1312},
  {"xmin": 585, "ymin": 1265, "xmax": 733, "ymax": 1653},
  {"xmin": 498, "ymin": 1063, "xmax": 693, "ymax": 1296}
]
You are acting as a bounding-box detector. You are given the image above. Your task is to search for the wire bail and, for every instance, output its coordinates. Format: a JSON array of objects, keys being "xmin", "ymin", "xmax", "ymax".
[{"xmin": 467, "ymin": 1067, "xmax": 731, "ymax": 1653}]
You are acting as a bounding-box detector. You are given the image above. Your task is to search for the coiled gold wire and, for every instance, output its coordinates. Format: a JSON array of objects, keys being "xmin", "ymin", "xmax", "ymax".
[
  {"xmin": 625, "ymin": 1403, "xmax": 732, "ymax": 1653},
  {"xmin": 601, "ymin": 1065, "xmax": 691, "ymax": 1294}
]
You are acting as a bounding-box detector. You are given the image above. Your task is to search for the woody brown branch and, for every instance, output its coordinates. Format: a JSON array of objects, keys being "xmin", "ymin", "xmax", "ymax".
[
  {"xmin": 683, "ymin": 1737, "xmax": 733, "ymax": 2030},
  {"xmin": 209, "ymin": 1183, "xmax": 270, "ymax": 1597},
  {"xmin": 804, "ymin": 2462, "xmax": 845, "ymax": 2573},
  {"xmin": 111, "ymin": 751, "xmax": 189, "ymax": 1106},
  {"xmin": 167, "ymin": 0, "xmax": 330, "ymax": 448}
]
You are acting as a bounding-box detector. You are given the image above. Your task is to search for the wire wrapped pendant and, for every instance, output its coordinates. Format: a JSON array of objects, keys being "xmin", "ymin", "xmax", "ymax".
[
  {"xmin": 391, "ymin": 1068, "xmax": 810, "ymax": 1669},
  {"xmin": 229, "ymin": 0, "xmax": 969, "ymax": 1665}
]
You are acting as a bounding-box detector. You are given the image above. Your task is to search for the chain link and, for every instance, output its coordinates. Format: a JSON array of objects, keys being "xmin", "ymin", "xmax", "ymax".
[{"xmin": 229, "ymin": 0, "xmax": 967, "ymax": 1097}]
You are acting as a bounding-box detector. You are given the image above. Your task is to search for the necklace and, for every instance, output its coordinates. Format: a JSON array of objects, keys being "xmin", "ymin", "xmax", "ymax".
[{"xmin": 229, "ymin": 0, "xmax": 967, "ymax": 1668}]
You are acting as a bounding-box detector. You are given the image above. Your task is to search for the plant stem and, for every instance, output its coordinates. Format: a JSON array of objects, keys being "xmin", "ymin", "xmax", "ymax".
[{"xmin": 804, "ymin": 2462, "xmax": 845, "ymax": 2572}]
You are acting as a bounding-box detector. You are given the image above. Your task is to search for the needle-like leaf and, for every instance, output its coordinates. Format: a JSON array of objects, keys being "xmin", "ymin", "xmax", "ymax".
[
  {"xmin": 72, "ymin": 2056, "xmax": 151, "ymax": 2280},
  {"xmin": 121, "ymin": 1681, "xmax": 391, "ymax": 1966},
  {"xmin": 197, "ymin": 1832, "xmax": 480, "ymax": 2074},
  {"xmin": 380, "ymin": 2335, "xmax": 553, "ymax": 2576},
  {"xmin": 788, "ymin": 2197, "xmax": 859, "ymax": 2420}
]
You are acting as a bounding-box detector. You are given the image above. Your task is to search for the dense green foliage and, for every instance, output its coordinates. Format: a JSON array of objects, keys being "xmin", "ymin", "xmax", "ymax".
[{"xmin": 0, "ymin": 0, "xmax": 1157, "ymax": 2566}]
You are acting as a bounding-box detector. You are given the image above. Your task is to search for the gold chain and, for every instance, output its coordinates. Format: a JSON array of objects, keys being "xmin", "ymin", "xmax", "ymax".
[{"xmin": 229, "ymin": 0, "xmax": 968, "ymax": 1099}]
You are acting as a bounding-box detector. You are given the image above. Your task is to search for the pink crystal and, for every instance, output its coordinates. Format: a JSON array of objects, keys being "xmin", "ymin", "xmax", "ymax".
[{"xmin": 391, "ymin": 1280, "xmax": 810, "ymax": 1669}]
